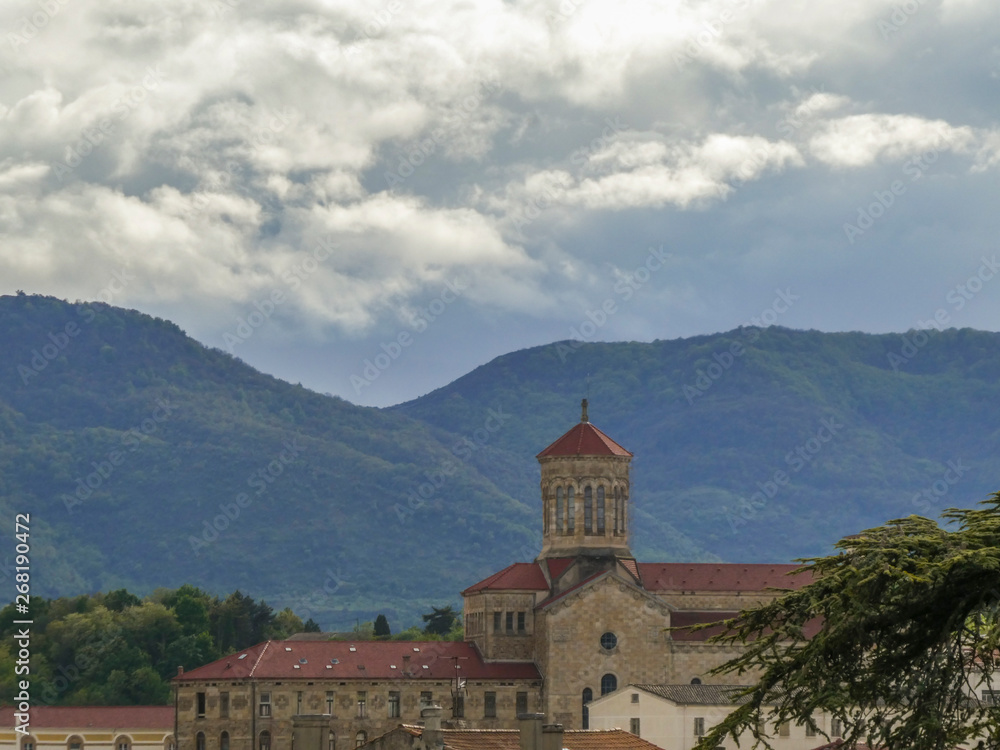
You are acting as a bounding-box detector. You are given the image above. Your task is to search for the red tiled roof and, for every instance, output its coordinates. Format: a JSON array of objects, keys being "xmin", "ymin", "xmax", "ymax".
[
  {"xmin": 536, "ymin": 571, "xmax": 608, "ymax": 608},
  {"xmin": 174, "ymin": 640, "xmax": 540, "ymax": 682},
  {"xmin": 462, "ymin": 563, "xmax": 550, "ymax": 594},
  {"xmin": 669, "ymin": 611, "xmax": 740, "ymax": 641},
  {"xmin": 536, "ymin": 421, "xmax": 632, "ymax": 458},
  {"xmin": 639, "ymin": 563, "xmax": 809, "ymax": 592},
  {"xmin": 0, "ymin": 705, "xmax": 173, "ymax": 728},
  {"xmin": 670, "ymin": 610, "xmax": 824, "ymax": 642},
  {"xmin": 393, "ymin": 726, "xmax": 665, "ymax": 750},
  {"xmin": 543, "ymin": 557, "xmax": 574, "ymax": 581}
]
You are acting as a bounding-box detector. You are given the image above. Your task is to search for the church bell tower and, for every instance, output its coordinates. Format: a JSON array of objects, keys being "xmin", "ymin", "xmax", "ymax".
[{"xmin": 536, "ymin": 400, "xmax": 633, "ymax": 560}]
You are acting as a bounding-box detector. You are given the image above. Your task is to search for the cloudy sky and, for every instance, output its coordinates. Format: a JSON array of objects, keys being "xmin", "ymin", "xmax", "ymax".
[{"xmin": 3, "ymin": 0, "xmax": 1000, "ymax": 406}]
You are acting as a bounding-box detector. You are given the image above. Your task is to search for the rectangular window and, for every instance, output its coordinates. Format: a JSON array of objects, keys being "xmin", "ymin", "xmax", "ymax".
[
  {"xmin": 494, "ymin": 611, "xmax": 502, "ymax": 632},
  {"xmin": 694, "ymin": 718, "xmax": 705, "ymax": 737},
  {"xmin": 297, "ymin": 691, "xmax": 303, "ymax": 715},
  {"xmin": 421, "ymin": 691, "xmax": 433, "ymax": 708},
  {"xmin": 517, "ymin": 611, "xmax": 526, "ymax": 633},
  {"xmin": 259, "ymin": 692, "xmax": 271, "ymax": 717},
  {"xmin": 831, "ymin": 718, "xmax": 843, "ymax": 737},
  {"xmin": 220, "ymin": 692, "xmax": 229, "ymax": 718},
  {"xmin": 453, "ymin": 694, "xmax": 464, "ymax": 718},
  {"xmin": 630, "ymin": 718, "xmax": 640, "ymax": 735},
  {"xmin": 388, "ymin": 691, "xmax": 401, "ymax": 718},
  {"xmin": 516, "ymin": 692, "xmax": 528, "ymax": 716},
  {"xmin": 506, "ymin": 611, "xmax": 514, "ymax": 633},
  {"xmin": 983, "ymin": 690, "xmax": 1000, "ymax": 705},
  {"xmin": 805, "ymin": 720, "xmax": 817, "ymax": 738},
  {"xmin": 567, "ymin": 487, "xmax": 575, "ymax": 532},
  {"xmin": 357, "ymin": 691, "xmax": 367, "ymax": 718},
  {"xmin": 197, "ymin": 691, "xmax": 206, "ymax": 717},
  {"xmin": 326, "ymin": 691, "xmax": 335, "ymax": 715},
  {"xmin": 778, "ymin": 723, "xmax": 790, "ymax": 738},
  {"xmin": 484, "ymin": 692, "xmax": 497, "ymax": 718},
  {"xmin": 630, "ymin": 693, "xmax": 639, "ymax": 704},
  {"xmin": 584, "ymin": 487, "xmax": 593, "ymax": 533}
]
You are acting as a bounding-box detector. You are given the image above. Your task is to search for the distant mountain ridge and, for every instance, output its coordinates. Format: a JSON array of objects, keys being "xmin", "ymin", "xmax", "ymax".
[{"xmin": 3, "ymin": 293, "xmax": 1000, "ymax": 628}]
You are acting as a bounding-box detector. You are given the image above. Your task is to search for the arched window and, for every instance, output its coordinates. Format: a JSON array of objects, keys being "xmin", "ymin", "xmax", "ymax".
[
  {"xmin": 601, "ymin": 673, "xmax": 618, "ymax": 695},
  {"xmin": 543, "ymin": 492, "xmax": 549, "ymax": 534},
  {"xmin": 114, "ymin": 737, "xmax": 131, "ymax": 750},
  {"xmin": 354, "ymin": 731, "xmax": 367, "ymax": 748},
  {"xmin": 221, "ymin": 733, "xmax": 230, "ymax": 750},
  {"xmin": 584, "ymin": 486, "xmax": 593, "ymax": 533},
  {"xmin": 567, "ymin": 487, "xmax": 575, "ymax": 532},
  {"xmin": 556, "ymin": 487, "xmax": 564, "ymax": 534},
  {"xmin": 597, "ymin": 486, "xmax": 605, "ymax": 533},
  {"xmin": 195, "ymin": 735, "xmax": 205, "ymax": 750},
  {"xmin": 259, "ymin": 732, "xmax": 271, "ymax": 750},
  {"xmin": 21, "ymin": 736, "xmax": 37, "ymax": 750},
  {"xmin": 329, "ymin": 731, "xmax": 336, "ymax": 750},
  {"xmin": 582, "ymin": 688, "xmax": 593, "ymax": 729},
  {"xmin": 621, "ymin": 490, "xmax": 627, "ymax": 533},
  {"xmin": 614, "ymin": 487, "xmax": 621, "ymax": 534},
  {"xmin": 69, "ymin": 737, "xmax": 85, "ymax": 750}
]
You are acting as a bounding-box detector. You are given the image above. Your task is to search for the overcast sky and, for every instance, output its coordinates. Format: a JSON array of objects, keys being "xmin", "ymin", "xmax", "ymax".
[{"xmin": 3, "ymin": 0, "xmax": 1000, "ymax": 406}]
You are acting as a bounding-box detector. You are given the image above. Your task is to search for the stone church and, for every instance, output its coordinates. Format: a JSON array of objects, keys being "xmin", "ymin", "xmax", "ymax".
[
  {"xmin": 173, "ymin": 402, "xmax": 805, "ymax": 749},
  {"xmin": 460, "ymin": 399, "xmax": 805, "ymax": 729}
]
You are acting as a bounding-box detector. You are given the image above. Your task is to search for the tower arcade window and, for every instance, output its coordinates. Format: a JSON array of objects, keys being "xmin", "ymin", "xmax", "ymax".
[
  {"xmin": 567, "ymin": 487, "xmax": 575, "ymax": 532},
  {"xmin": 506, "ymin": 611, "xmax": 514, "ymax": 632},
  {"xmin": 584, "ymin": 486, "xmax": 593, "ymax": 533},
  {"xmin": 517, "ymin": 611, "xmax": 526, "ymax": 632},
  {"xmin": 597, "ymin": 486, "xmax": 605, "ymax": 533},
  {"xmin": 556, "ymin": 487, "xmax": 564, "ymax": 534},
  {"xmin": 493, "ymin": 611, "xmax": 502, "ymax": 632},
  {"xmin": 614, "ymin": 487, "xmax": 621, "ymax": 534}
]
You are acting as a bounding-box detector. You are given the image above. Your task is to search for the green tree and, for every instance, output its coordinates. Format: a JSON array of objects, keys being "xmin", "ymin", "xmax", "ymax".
[
  {"xmin": 303, "ymin": 618, "xmax": 321, "ymax": 633},
  {"xmin": 374, "ymin": 614, "xmax": 391, "ymax": 638},
  {"xmin": 696, "ymin": 497, "xmax": 1000, "ymax": 750},
  {"xmin": 269, "ymin": 608, "xmax": 305, "ymax": 639},
  {"xmin": 422, "ymin": 606, "xmax": 458, "ymax": 636}
]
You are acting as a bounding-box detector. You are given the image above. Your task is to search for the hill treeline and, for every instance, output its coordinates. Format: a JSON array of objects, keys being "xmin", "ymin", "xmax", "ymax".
[{"xmin": 0, "ymin": 586, "xmax": 317, "ymax": 705}]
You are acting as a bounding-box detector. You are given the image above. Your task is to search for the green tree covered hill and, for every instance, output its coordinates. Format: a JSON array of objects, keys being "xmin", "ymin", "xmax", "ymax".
[{"xmin": 4, "ymin": 294, "xmax": 1000, "ymax": 627}]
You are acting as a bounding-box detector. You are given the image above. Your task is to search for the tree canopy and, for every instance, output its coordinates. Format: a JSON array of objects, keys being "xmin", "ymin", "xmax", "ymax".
[{"xmin": 696, "ymin": 495, "xmax": 1000, "ymax": 750}]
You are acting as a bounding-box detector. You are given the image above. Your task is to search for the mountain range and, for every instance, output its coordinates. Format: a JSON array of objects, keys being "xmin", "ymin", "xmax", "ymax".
[{"xmin": 3, "ymin": 293, "xmax": 999, "ymax": 629}]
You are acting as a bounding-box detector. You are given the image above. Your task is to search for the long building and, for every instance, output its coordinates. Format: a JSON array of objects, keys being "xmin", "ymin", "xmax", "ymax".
[{"xmin": 173, "ymin": 400, "xmax": 808, "ymax": 749}]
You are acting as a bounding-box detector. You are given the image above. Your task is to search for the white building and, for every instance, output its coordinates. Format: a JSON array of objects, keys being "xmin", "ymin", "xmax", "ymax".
[{"xmin": 588, "ymin": 684, "xmax": 842, "ymax": 750}]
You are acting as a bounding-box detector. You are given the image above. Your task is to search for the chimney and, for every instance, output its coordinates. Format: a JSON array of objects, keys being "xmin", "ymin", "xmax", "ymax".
[
  {"xmin": 518, "ymin": 713, "xmax": 545, "ymax": 750},
  {"xmin": 403, "ymin": 654, "xmax": 411, "ymax": 675},
  {"xmin": 542, "ymin": 724, "xmax": 564, "ymax": 750},
  {"xmin": 422, "ymin": 705, "xmax": 444, "ymax": 749},
  {"xmin": 177, "ymin": 666, "xmax": 184, "ymax": 676}
]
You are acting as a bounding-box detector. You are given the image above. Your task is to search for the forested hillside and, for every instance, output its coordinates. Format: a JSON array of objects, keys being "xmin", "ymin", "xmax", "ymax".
[{"xmin": 4, "ymin": 293, "xmax": 1000, "ymax": 629}]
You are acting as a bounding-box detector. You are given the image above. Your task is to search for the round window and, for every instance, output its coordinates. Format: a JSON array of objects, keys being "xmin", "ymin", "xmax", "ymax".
[{"xmin": 600, "ymin": 632, "xmax": 617, "ymax": 650}]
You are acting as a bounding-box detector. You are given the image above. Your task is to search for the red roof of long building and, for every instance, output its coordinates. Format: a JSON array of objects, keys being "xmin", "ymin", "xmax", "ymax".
[
  {"xmin": 461, "ymin": 562, "xmax": 551, "ymax": 594},
  {"xmin": 536, "ymin": 421, "xmax": 632, "ymax": 458},
  {"xmin": 394, "ymin": 725, "xmax": 666, "ymax": 750},
  {"xmin": 638, "ymin": 563, "xmax": 809, "ymax": 591},
  {"xmin": 0, "ymin": 705, "xmax": 173, "ymax": 728},
  {"xmin": 174, "ymin": 640, "xmax": 540, "ymax": 682}
]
